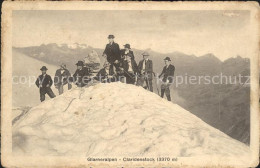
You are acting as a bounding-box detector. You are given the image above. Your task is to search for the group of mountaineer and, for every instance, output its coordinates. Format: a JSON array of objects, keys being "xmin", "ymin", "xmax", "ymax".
[{"xmin": 35, "ymin": 34, "xmax": 175, "ymax": 102}]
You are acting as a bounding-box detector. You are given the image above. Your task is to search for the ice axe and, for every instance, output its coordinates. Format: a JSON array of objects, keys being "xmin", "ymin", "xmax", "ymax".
[{"xmin": 121, "ymin": 68, "xmax": 138, "ymax": 84}]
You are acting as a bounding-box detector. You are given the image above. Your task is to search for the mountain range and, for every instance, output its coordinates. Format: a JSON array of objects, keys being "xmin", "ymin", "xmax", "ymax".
[{"xmin": 13, "ymin": 43, "xmax": 250, "ymax": 144}]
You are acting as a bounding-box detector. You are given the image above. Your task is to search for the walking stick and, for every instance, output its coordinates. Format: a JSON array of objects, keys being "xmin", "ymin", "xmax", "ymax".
[
  {"xmin": 121, "ymin": 68, "xmax": 138, "ymax": 84},
  {"xmin": 123, "ymin": 69, "xmax": 135, "ymax": 79},
  {"xmin": 134, "ymin": 72, "xmax": 138, "ymax": 85}
]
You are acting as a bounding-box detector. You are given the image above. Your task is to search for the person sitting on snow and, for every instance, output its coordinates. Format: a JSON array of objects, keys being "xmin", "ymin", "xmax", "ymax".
[
  {"xmin": 159, "ymin": 57, "xmax": 175, "ymax": 101},
  {"xmin": 72, "ymin": 61, "xmax": 90, "ymax": 87},
  {"xmin": 121, "ymin": 55, "xmax": 138, "ymax": 84},
  {"xmin": 35, "ymin": 66, "xmax": 56, "ymax": 102},
  {"xmin": 95, "ymin": 62, "xmax": 116, "ymax": 83}
]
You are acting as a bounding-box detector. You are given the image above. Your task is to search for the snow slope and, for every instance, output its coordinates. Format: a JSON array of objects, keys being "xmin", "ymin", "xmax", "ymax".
[
  {"xmin": 12, "ymin": 82, "xmax": 250, "ymax": 158},
  {"xmin": 12, "ymin": 49, "xmax": 59, "ymax": 107}
]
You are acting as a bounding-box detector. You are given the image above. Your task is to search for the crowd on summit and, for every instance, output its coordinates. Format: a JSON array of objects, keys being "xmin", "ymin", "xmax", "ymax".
[{"xmin": 35, "ymin": 35, "xmax": 175, "ymax": 102}]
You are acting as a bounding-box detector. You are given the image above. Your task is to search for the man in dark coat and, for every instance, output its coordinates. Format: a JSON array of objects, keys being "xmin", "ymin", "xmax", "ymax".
[
  {"xmin": 103, "ymin": 35, "xmax": 121, "ymax": 66},
  {"xmin": 54, "ymin": 63, "xmax": 72, "ymax": 95},
  {"xmin": 159, "ymin": 57, "xmax": 175, "ymax": 101},
  {"xmin": 72, "ymin": 61, "xmax": 90, "ymax": 87},
  {"xmin": 121, "ymin": 55, "xmax": 138, "ymax": 84},
  {"xmin": 120, "ymin": 44, "xmax": 135, "ymax": 61},
  {"xmin": 137, "ymin": 52, "xmax": 153, "ymax": 92},
  {"xmin": 35, "ymin": 66, "xmax": 56, "ymax": 102},
  {"xmin": 95, "ymin": 62, "xmax": 116, "ymax": 83}
]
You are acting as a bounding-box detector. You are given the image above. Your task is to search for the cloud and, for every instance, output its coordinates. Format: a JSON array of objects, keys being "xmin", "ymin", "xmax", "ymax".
[{"xmin": 12, "ymin": 10, "xmax": 251, "ymax": 61}]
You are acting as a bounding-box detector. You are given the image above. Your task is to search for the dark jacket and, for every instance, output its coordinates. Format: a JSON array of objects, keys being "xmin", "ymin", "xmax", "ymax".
[
  {"xmin": 122, "ymin": 59, "xmax": 138, "ymax": 73},
  {"xmin": 35, "ymin": 74, "xmax": 53, "ymax": 88},
  {"xmin": 138, "ymin": 59, "xmax": 153, "ymax": 79},
  {"xmin": 54, "ymin": 69, "xmax": 71, "ymax": 86},
  {"xmin": 120, "ymin": 49, "xmax": 135, "ymax": 60},
  {"xmin": 95, "ymin": 68, "xmax": 115, "ymax": 83},
  {"xmin": 103, "ymin": 42, "xmax": 121, "ymax": 64},
  {"xmin": 159, "ymin": 64, "xmax": 175, "ymax": 83},
  {"xmin": 73, "ymin": 67, "xmax": 90, "ymax": 87}
]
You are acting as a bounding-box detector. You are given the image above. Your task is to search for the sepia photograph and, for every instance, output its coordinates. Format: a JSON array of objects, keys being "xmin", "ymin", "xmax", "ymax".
[{"xmin": 1, "ymin": 1, "xmax": 259, "ymax": 167}]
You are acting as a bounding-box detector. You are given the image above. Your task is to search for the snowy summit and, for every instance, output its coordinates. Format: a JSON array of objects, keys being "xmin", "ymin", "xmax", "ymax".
[{"xmin": 13, "ymin": 82, "xmax": 250, "ymax": 157}]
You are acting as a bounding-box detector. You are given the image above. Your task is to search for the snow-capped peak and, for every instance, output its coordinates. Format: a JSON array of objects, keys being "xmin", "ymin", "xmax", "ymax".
[
  {"xmin": 68, "ymin": 43, "xmax": 88, "ymax": 49},
  {"xmin": 12, "ymin": 82, "xmax": 250, "ymax": 159}
]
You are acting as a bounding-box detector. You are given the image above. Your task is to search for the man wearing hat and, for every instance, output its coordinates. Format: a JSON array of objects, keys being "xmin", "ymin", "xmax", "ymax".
[
  {"xmin": 54, "ymin": 63, "xmax": 72, "ymax": 95},
  {"xmin": 120, "ymin": 44, "xmax": 135, "ymax": 61},
  {"xmin": 72, "ymin": 61, "xmax": 90, "ymax": 87},
  {"xmin": 137, "ymin": 52, "xmax": 153, "ymax": 92},
  {"xmin": 159, "ymin": 57, "xmax": 175, "ymax": 101},
  {"xmin": 35, "ymin": 66, "xmax": 56, "ymax": 102},
  {"xmin": 95, "ymin": 61, "xmax": 116, "ymax": 83},
  {"xmin": 103, "ymin": 35, "xmax": 121, "ymax": 66},
  {"xmin": 121, "ymin": 54, "xmax": 138, "ymax": 84}
]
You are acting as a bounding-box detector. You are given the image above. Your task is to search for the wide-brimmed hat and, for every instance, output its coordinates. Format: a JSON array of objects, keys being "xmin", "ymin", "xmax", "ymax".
[
  {"xmin": 164, "ymin": 57, "xmax": 171, "ymax": 61},
  {"xmin": 107, "ymin": 34, "xmax": 115, "ymax": 39},
  {"xmin": 142, "ymin": 52, "xmax": 149, "ymax": 56},
  {"xmin": 40, "ymin": 66, "xmax": 48, "ymax": 71},
  {"xmin": 76, "ymin": 61, "xmax": 84, "ymax": 66},
  {"xmin": 124, "ymin": 44, "xmax": 131, "ymax": 49},
  {"xmin": 60, "ymin": 63, "xmax": 66, "ymax": 68}
]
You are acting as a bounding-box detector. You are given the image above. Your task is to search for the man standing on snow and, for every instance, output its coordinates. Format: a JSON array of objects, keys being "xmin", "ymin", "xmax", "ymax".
[
  {"xmin": 103, "ymin": 35, "xmax": 121, "ymax": 66},
  {"xmin": 35, "ymin": 66, "xmax": 56, "ymax": 102},
  {"xmin": 159, "ymin": 57, "xmax": 175, "ymax": 101},
  {"xmin": 137, "ymin": 52, "xmax": 153, "ymax": 92},
  {"xmin": 54, "ymin": 63, "xmax": 72, "ymax": 95},
  {"xmin": 72, "ymin": 61, "xmax": 90, "ymax": 87}
]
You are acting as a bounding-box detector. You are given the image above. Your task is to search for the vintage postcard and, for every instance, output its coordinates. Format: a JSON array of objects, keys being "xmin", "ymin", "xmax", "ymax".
[{"xmin": 1, "ymin": 1, "xmax": 260, "ymax": 167}]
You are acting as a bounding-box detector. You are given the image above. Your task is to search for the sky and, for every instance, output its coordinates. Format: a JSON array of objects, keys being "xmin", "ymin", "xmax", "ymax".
[{"xmin": 12, "ymin": 10, "xmax": 251, "ymax": 61}]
